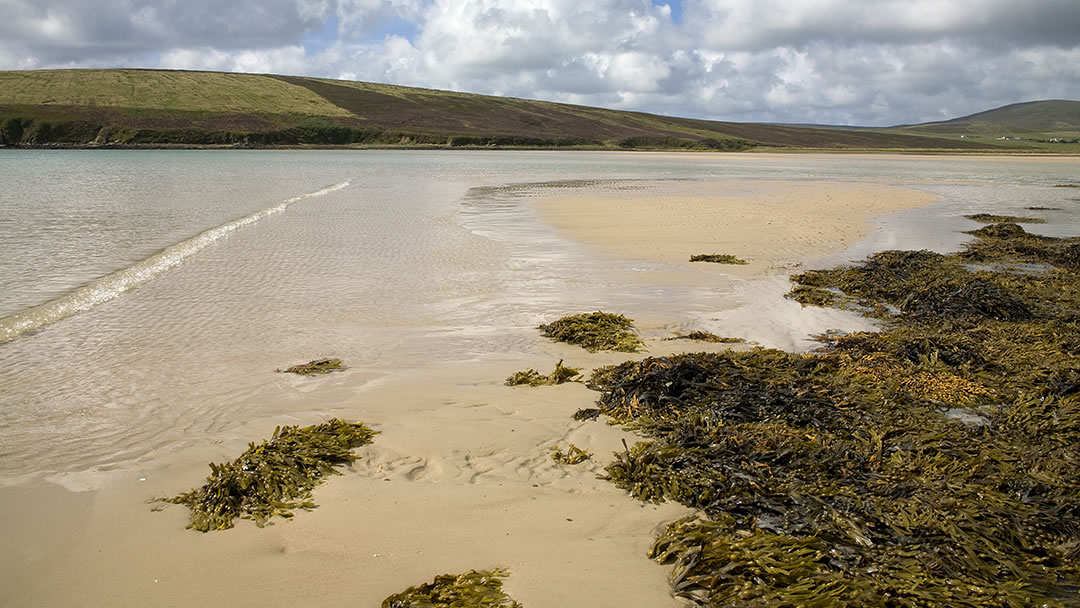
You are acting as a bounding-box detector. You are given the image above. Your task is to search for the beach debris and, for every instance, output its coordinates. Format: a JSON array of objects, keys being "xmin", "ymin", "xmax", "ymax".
[
  {"xmin": 1052, "ymin": 183, "xmax": 1080, "ymax": 187},
  {"xmin": 551, "ymin": 443, "xmax": 592, "ymax": 464},
  {"xmin": 505, "ymin": 359, "xmax": 583, "ymax": 386},
  {"xmin": 584, "ymin": 222, "xmax": 1080, "ymax": 605},
  {"xmin": 689, "ymin": 253, "xmax": 749, "ymax": 265},
  {"xmin": 279, "ymin": 357, "xmax": 346, "ymax": 375},
  {"xmin": 1026, "ymin": 206, "xmax": 1061, "ymax": 211},
  {"xmin": 159, "ymin": 419, "xmax": 377, "ymax": 531},
  {"xmin": 664, "ymin": 330, "xmax": 744, "ymax": 344},
  {"xmin": 964, "ymin": 212, "xmax": 1046, "ymax": 224},
  {"xmin": 382, "ymin": 569, "xmax": 522, "ymax": 608},
  {"xmin": 538, "ymin": 311, "xmax": 644, "ymax": 352}
]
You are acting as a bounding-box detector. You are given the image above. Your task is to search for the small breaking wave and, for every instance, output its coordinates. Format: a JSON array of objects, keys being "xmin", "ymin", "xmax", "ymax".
[{"xmin": 0, "ymin": 180, "xmax": 350, "ymax": 343}]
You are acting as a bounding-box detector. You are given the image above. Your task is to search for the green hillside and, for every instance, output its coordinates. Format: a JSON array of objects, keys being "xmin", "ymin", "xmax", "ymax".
[
  {"xmin": 0, "ymin": 68, "xmax": 1007, "ymax": 151},
  {"xmin": 893, "ymin": 100, "xmax": 1080, "ymax": 151}
]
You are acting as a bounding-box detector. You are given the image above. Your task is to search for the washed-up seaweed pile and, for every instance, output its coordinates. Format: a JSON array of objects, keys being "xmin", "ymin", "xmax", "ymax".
[
  {"xmin": 538, "ymin": 311, "xmax": 644, "ymax": 352},
  {"xmin": 690, "ymin": 254, "xmax": 749, "ymax": 265},
  {"xmin": 664, "ymin": 331, "xmax": 745, "ymax": 344},
  {"xmin": 506, "ymin": 359, "xmax": 582, "ymax": 386},
  {"xmin": 161, "ymin": 419, "xmax": 377, "ymax": 531},
  {"xmin": 587, "ymin": 223, "xmax": 1080, "ymax": 606},
  {"xmin": 382, "ymin": 569, "xmax": 522, "ymax": 608},
  {"xmin": 279, "ymin": 357, "xmax": 346, "ymax": 375}
]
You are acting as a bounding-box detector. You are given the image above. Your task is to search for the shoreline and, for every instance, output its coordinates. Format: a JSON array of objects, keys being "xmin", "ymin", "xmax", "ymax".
[{"xmin": 0, "ymin": 176, "xmax": 954, "ymax": 607}]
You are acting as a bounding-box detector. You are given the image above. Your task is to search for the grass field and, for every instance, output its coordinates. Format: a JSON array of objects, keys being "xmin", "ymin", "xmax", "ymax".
[{"xmin": 1, "ymin": 69, "xmax": 1073, "ymax": 151}]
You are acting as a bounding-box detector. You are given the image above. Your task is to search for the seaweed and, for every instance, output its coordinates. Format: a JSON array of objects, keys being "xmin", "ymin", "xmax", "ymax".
[
  {"xmin": 689, "ymin": 254, "xmax": 749, "ymax": 265},
  {"xmin": 552, "ymin": 443, "xmax": 592, "ymax": 464},
  {"xmin": 538, "ymin": 312, "xmax": 645, "ymax": 352},
  {"xmin": 664, "ymin": 331, "xmax": 745, "ymax": 344},
  {"xmin": 160, "ymin": 419, "xmax": 377, "ymax": 531},
  {"xmin": 1027, "ymin": 206, "xmax": 1061, "ymax": 211},
  {"xmin": 964, "ymin": 213, "xmax": 1046, "ymax": 224},
  {"xmin": 1053, "ymin": 184, "xmax": 1080, "ymax": 187},
  {"xmin": 585, "ymin": 222, "xmax": 1080, "ymax": 606},
  {"xmin": 382, "ymin": 569, "xmax": 522, "ymax": 608},
  {"xmin": 505, "ymin": 360, "xmax": 582, "ymax": 386},
  {"xmin": 279, "ymin": 358, "xmax": 346, "ymax": 375}
]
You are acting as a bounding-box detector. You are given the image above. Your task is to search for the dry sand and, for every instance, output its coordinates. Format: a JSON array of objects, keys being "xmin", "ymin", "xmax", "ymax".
[{"xmin": 1, "ymin": 178, "xmax": 938, "ymax": 608}]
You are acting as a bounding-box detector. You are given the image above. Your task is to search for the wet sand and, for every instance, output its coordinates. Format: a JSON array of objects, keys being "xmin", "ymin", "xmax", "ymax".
[{"xmin": 0, "ymin": 178, "xmax": 938, "ymax": 607}]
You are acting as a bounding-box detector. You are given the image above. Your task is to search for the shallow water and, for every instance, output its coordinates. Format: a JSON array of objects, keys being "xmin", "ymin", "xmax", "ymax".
[{"xmin": 1, "ymin": 150, "xmax": 1077, "ymax": 483}]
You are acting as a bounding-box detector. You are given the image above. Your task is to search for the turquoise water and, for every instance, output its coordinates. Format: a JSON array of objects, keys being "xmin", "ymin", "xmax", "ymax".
[{"xmin": 0, "ymin": 150, "xmax": 1077, "ymax": 482}]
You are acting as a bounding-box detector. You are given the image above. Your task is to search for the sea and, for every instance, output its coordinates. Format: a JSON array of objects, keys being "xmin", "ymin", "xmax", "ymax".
[{"xmin": 1, "ymin": 149, "xmax": 1077, "ymax": 485}]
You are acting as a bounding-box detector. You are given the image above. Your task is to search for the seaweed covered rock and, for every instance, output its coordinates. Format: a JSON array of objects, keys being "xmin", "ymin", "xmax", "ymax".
[
  {"xmin": 382, "ymin": 569, "xmax": 521, "ymax": 608},
  {"xmin": 965, "ymin": 213, "xmax": 1046, "ymax": 224},
  {"xmin": 586, "ymin": 222, "xmax": 1080, "ymax": 606},
  {"xmin": 161, "ymin": 419, "xmax": 377, "ymax": 531},
  {"xmin": 538, "ymin": 311, "xmax": 644, "ymax": 352}
]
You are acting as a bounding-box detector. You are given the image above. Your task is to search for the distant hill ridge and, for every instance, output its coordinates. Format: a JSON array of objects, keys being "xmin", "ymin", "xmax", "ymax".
[
  {"xmin": 897, "ymin": 100, "xmax": 1080, "ymax": 135},
  {"xmin": 0, "ymin": 68, "xmax": 1059, "ymax": 150}
]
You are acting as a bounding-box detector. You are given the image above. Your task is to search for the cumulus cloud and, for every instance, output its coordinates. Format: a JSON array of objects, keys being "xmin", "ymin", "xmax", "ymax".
[{"xmin": 0, "ymin": 0, "xmax": 1078, "ymax": 125}]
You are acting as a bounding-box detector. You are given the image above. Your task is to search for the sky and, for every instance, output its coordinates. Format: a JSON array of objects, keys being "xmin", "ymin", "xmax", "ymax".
[{"xmin": 1, "ymin": 0, "xmax": 1079, "ymax": 126}]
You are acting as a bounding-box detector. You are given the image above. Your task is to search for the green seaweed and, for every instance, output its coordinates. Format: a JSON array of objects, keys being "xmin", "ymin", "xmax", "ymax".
[
  {"xmin": 160, "ymin": 419, "xmax": 377, "ymax": 531},
  {"xmin": 551, "ymin": 443, "xmax": 592, "ymax": 464},
  {"xmin": 664, "ymin": 331, "xmax": 745, "ymax": 344},
  {"xmin": 538, "ymin": 312, "xmax": 645, "ymax": 352},
  {"xmin": 689, "ymin": 254, "xmax": 749, "ymax": 265},
  {"xmin": 584, "ymin": 222, "xmax": 1080, "ymax": 606},
  {"xmin": 505, "ymin": 359, "xmax": 583, "ymax": 386},
  {"xmin": 382, "ymin": 569, "xmax": 522, "ymax": 608},
  {"xmin": 964, "ymin": 213, "xmax": 1046, "ymax": 224},
  {"xmin": 279, "ymin": 357, "xmax": 346, "ymax": 375}
]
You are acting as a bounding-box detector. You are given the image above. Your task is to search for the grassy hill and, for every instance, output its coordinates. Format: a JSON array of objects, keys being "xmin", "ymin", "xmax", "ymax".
[
  {"xmin": 892, "ymin": 100, "xmax": 1080, "ymax": 151},
  {"xmin": 0, "ymin": 68, "xmax": 1018, "ymax": 151}
]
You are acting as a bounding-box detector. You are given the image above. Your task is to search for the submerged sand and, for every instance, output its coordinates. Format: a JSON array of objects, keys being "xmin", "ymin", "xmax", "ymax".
[{"xmin": 1, "ymin": 177, "xmax": 937, "ymax": 607}]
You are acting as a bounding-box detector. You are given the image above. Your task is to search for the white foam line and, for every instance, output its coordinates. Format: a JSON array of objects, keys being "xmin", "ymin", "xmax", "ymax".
[{"xmin": 0, "ymin": 180, "xmax": 350, "ymax": 343}]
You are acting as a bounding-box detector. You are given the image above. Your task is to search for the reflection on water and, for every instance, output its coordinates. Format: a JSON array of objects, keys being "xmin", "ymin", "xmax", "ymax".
[{"xmin": 0, "ymin": 150, "xmax": 1077, "ymax": 483}]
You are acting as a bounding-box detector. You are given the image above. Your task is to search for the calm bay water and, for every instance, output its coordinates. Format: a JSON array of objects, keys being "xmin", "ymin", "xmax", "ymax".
[{"xmin": 0, "ymin": 150, "xmax": 1077, "ymax": 484}]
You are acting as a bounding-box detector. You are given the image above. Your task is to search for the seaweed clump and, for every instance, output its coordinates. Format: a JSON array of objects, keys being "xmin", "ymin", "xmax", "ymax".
[
  {"xmin": 965, "ymin": 213, "xmax": 1046, "ymax": 224},
  {"xmin": 551, "ymin": 443, "xmax": 591, "ymax": 464},
  {"xmin": 538, "ymin": 312, "xmax": 644, "ymax": 352},
  {"xmin": 505, "ymin": 360, "xmax": 582, "ymax": 386},
  {"xmin": 280, "ymin": 358, "xmax": 346, "ymax": 375},
  {"xmin": 587, "ymin": 223, "xmax": 1080, "ymax": 606},
  {"xmin": 664, "ymin": 331, "xmax": 744, "ymax": 344},
  {"xmin": 689, "ymin": 254, "xmax": 748, "ymax": 265},
  {"xmin": 382, "ymin": 569, "xmax": 521, "ymax": 608},
  {"xmin": 161, "ymin": 419, "xmax": 377, "ymax": 531}
]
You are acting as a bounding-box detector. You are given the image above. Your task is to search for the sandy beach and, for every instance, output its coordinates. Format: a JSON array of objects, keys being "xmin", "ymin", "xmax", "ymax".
[{"xmin": 1, "ymin": 175, "xmax": 940, "ymax": 607}]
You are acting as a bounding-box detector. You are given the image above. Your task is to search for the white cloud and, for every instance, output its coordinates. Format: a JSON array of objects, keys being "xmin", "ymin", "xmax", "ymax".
[{"xmin": 0, "ymin": 0, "xmax": 1078, "ymax": 125}]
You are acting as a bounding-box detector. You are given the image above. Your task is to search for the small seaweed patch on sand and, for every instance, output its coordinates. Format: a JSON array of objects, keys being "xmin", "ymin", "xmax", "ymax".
[
  {"xmin": 585, "ymin": 222, "xmax": 1080, "ymax": 606},
  {"xmin": 664, "ymin": 330, "xmax": 744, "ymax": 344},
  {"xmin": 279, "ymin": 358, "xmax": 346, "ymax": 375},
  {"xmin": 160, "ymin": 419, "xmax": 377, "ymax": 531},
  {"xmin": 1053, "ymin": 183, "xmax": 1080, "ymax": 187},
  {"xmin": 538, "ymin": 312, "xmax": 644, "ymax": 352},
  {"xmin": 382, "ymin": 569, "xmax": 521, "ymax": 608},
  {"xmin": 551, "ymin": 443, "xmax": 591, "ymax": 464},
  {"xmin": 689, "ymin": 253, "xmax": 748, "ymax": 265},
  {"xmin": 965, "ymin": 213, "xmax": 1046, "ymax": 224},
  {"xmin": 505, "ymin": 359, "xmax": 582, "ymax": 386},
  {"xmin": 1026, "ymin": 206, "xmax": 1061, "ymax": 211}
]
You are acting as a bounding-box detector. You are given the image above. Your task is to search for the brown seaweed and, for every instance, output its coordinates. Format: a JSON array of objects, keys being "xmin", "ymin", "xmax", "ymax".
[
  {"xmin": 964, "ymin": 213, "xmax": 1046, "ymax": 224},
  {"xmin": 664, "ymin": 331, "xmax": 745, "ymax": 344},
  {"xmin": 538, "ymin": 311, "xmax": 644, "ymax": 352},
  {"xmin": 584, "ymin": 222, "xmax": 1080, "ymax": 606},
  {"xmin": 159, "ymin": 419, "xmax": 377, "ymax": 531},
  {"xmin": 382, "ymin": 569, "xmax": 522, "ymax": 608},
  {"xmin": 279, "ymin": 358, "xmax": 346, "ymax": 375},
  {"xmin": 505, "ymin": 359, "xmax": 583, "ymax": 386},
  {"xmin": 551, "ymin": 443, "xmax": 592, "ymax": 464},
  {"xmin": 689, "ymin": 254, "xmax": 748, "ymax": 265}
]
